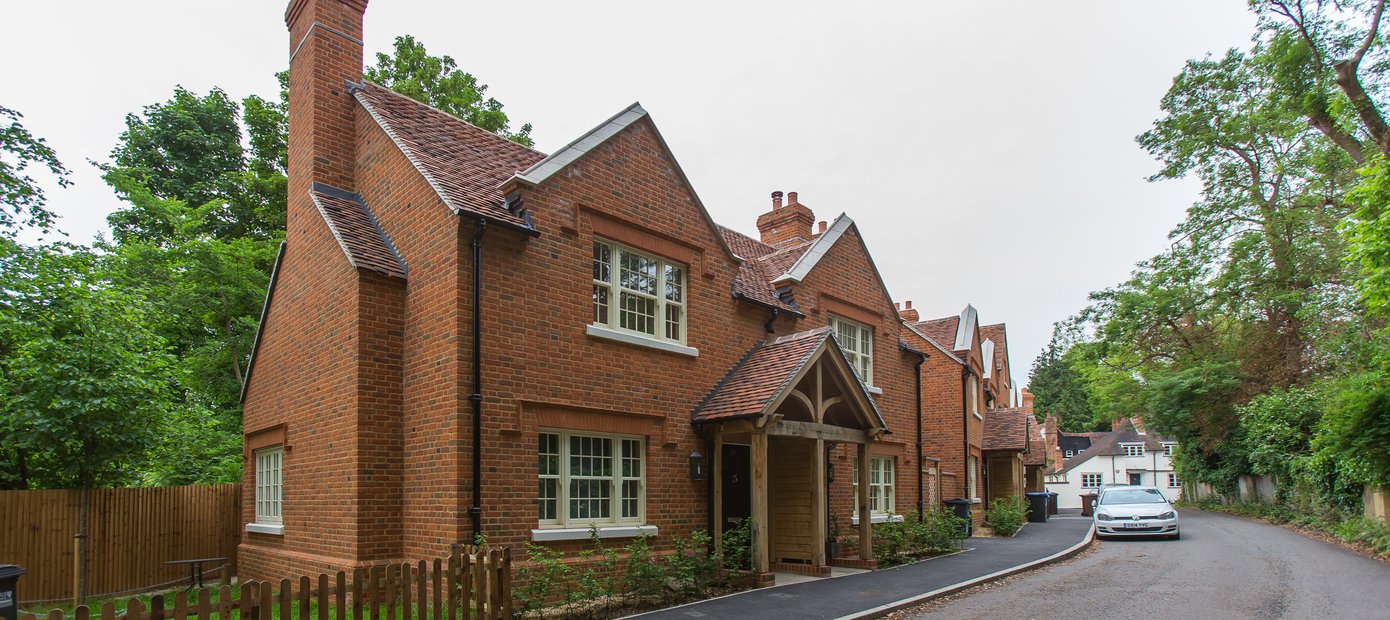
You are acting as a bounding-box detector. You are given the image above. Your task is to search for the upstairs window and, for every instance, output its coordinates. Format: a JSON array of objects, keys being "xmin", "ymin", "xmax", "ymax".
[
  {"xmin": 593, "ymin": 240, "xmax": 686, "ymax": 344},
  {"xmin": 1123, "ymin": 444, "xmax": 1145, "ymax": 458},
  {"xmin": 969, "ymin": 376, "xmax": 981, "ymax": 419},
  {"xmin": 1163, "ymin": 443, "xmax": 1175, "ymax": 457},
  {"xmin": 829, "ymin": 316, "xmax": 873, "ymax": 385},
  {"xmin": 1064, "ymin": 450, "xmax": 1074, "ymax": 458}
]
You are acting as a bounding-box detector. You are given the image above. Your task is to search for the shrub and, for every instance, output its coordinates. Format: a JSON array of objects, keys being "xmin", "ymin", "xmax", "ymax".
[
  {"xmin": 720, "ymin": 517, "xmax": 752, "ymax": 571},
  {"xmin": 871, "ymin": 509, "xmax": 968, "ymax": 567},
  {"xmin": 1332, "ymin": 517, "xmax": 1390, "ymax": 559},
  {"xmin": 985, "ymin": 497, "xmax": 1027, "ymax": 536},
  {"xmin": 515, "ymin": 542, "xmax": 570, "ymax": 619}
]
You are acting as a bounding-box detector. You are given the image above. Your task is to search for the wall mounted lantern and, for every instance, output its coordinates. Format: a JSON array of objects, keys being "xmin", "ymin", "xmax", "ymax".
[{"xmin": 689, "ymin": 450, "xmax": 704, "ymax": 481}]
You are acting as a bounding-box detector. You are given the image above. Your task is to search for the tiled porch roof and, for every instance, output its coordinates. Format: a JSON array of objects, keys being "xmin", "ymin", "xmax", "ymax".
[{"xmin": 983, "ymin": 407, "xmax": 1029, "ymax": 452}]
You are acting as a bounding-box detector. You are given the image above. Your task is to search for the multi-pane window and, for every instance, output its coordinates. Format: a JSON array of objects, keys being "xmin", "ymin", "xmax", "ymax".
[
  {"xmin": 537, "ymin": 431, "xmax": 644, "ymax": 527},
  {"xmin": 592, "ymin": 240, "xmax": 685, "ymax": 343},
  {"xmin": 1123, "ymin": 444, "xmax": 1145, "ymax": 457},
  {"xmin": 853, "ymin": 457, "xmax": 895, "ymax": 515},
  {"xmin": 1064, "ymin": 450, "xmax": 1074, "ymax": 458},
  {"xmin": 1163, "ymin": 444, "xmax": 1175, "ymax": 457},
  {"xmin": 968, "ymin": 456, "xmax": 979, "ymax": 500},
  {"xmin": 255, "ymin": 446, "xmax": 283, "ymax": 524},
  {"xmin": 1081, "ymin": 473, "xmax": 1104, "ymax": 488},
  {"xmin": 1168, "ymin": 473, "xmax": 1181, "ymax": 488},
  {"xmin": 969, "ymin": 376, "xmax": 980, "ymax": 418},
  {"xmin": 829, "ymin": 316, "xmax": 873, "ymax": 385}
]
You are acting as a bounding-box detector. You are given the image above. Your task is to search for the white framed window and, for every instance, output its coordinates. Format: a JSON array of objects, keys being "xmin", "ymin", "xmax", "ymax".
[
  {"xmin": 1081, "ymin": 473, "xmax": 1104, "ymax": 488},
  {"xmin": 854, "ymin": 456, "xmax": 895, "ymax": 515},
  {"xmin": 1123, "ymin": 444, "xmax": 1144, "ymax": 458},
  {"xmin": 1064, "ymin": 450, "xmax": 1074, "ymax": 458},
  {"xmin": 1168, "ymin": 473, "xmax": 1181, "ymax": 488},
  {"xmin": 829, "ymin": 316, "xmax": 873, "ymax": 385},
  {"xmin": 1163, "ymin": 443, "xmax": 1175, "ymax": 456},
  {"xmin": 969, "ymin": 376, "xmax": 980, "ymax": 419},
  {"xmin": 592, "ymin": 240, "xmax": 686, "ymax": 344},
  {"xmin": 538, "ymin": 430, "xmax": 645, "ymax": 528},
  {"xmin": 967, "ymin": 456, "xmax": 980, "ymax": 500},
  {"xmin": 254, "ymin": 446, "xmax": 283, "ymax": 524}
]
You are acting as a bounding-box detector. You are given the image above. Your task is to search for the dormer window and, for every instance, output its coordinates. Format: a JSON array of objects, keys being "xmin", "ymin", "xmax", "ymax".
[{"xmin": 1123, "ymin": 443, "xmax": 1145, "ymax": 458}]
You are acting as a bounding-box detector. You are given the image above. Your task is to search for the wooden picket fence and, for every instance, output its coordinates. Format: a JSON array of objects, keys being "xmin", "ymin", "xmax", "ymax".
[{"xmin": 21, "ymin": 545, "xmax": 512, "ymax": 620}]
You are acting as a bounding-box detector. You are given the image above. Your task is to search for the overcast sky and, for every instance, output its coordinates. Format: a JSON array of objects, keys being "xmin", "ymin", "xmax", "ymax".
[{"xmin": 1, "ymin": 1, "xmax": 1257, "ymax": 386}]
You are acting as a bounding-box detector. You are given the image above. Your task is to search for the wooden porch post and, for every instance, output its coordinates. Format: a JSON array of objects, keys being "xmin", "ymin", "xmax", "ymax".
[
  {"xmin": 811, "ymin": 437, "xmax": 827, "ymax": 567},
  {"xmin": 712, "ymin": 430, "xmax": 724, "ymax": 557},
  {"xmin": 752, "ymin": 430, "xmax": 770, "ymax": 574},
  {"xmin": 857, "ymin": 442, "xmax": 872, "ymax": 561}
]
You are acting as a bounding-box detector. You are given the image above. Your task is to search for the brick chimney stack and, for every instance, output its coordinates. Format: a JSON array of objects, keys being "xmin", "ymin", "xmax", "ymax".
[
  {"xmin": 897, "ymin": 300, "xmax": 920, "ymax": 323},
  {"xmin": 1021, "ymin": 389, "xmax": 1035, "ymax": 413},
  {"xmin": 1043, "ymin": 413, "xmax": 1062, "ymax": 470},
  {"xmin": 757, "ymin": 190, "xmax": 815, "ymax": 248},
  {"xmin": 285, "ymin": 0, "xmax": 367, "ymax": 239}
]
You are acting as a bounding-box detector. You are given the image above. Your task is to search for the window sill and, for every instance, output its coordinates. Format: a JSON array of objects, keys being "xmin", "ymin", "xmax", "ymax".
[
  {"xmin": 245, "ymin": 523, "xmax": 284, "ymax": 536},
  {"xmin": 585, "ymin": 325, "xmax": 698, "ymax": 357},
  {"xmin": 850, "ymin": 513, "xmax": 903, "ymax": 525},
  {"xmin": 865, "ymin": 386, "xmax": 883, "ymax": 395},
  {"xmin": 531, "ymin": 525, "xmax": 657, "ymax": 542}
]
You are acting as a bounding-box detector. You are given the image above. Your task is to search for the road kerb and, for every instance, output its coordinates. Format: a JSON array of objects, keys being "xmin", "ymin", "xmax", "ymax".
[{"xmin": 833, "ymin": 523, "xmax": 1096, "ymax": 620}]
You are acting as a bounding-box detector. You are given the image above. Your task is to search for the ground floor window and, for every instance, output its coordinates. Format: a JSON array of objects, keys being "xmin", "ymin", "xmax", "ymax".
[
  {"xmin": 854, "ymin": 456, "xmax": 895, "ymax": 515},
  {"xmin": 1168, "ymin": 473, "xmax": 1181, "ymax": 488},
  {"xmin": 538, "ymin": 430, "xmax": 645, "ymax": 527},
  {"xmin": 1081, "ymin": 473, "xmax": 1104, "ymax": 488},
  {"xmin": 255, "ymin": 446, "xmax": 283, "ymax": 524},
  {"xmin": 968, "ymin": 456, "xmax": 980, "ymax": 500}
]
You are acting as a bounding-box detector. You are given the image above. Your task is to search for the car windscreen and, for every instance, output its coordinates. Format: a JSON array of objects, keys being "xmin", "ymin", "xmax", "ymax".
[{"xmin": 1099, "ymin": 489, "xmax": 1167, "ymax": 505}]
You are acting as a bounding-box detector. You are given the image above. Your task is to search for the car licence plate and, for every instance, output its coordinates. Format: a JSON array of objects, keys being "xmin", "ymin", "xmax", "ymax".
[{"xmin": 1123, "ymin": 522, "xmax": 1145, "ymax": 528}]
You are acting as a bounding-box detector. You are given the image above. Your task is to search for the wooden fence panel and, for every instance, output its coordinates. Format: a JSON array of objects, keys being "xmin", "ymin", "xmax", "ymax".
[
  {"xmin": 19, "ymin": 546, "xmax": 512, "ymax": 620},
  {"xmin": 0, "ymin": 484, "xmax": 241, "ymax": 603}
]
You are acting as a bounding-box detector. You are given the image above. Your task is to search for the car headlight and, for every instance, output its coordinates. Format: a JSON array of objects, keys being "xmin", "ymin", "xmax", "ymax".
[
  {"xmin": 1158, "ymin": 511, "xmax": 1175, "ymax": 520},
  {"xmin": 1096, "ymin": 513, "xmax": 1114, "ymax": 521}
]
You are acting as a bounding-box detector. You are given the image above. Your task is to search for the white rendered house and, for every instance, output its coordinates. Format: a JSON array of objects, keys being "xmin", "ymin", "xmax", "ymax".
[{"xmin": 1044, "ymin": 420, "xmax": 1180, "ymax": 510}]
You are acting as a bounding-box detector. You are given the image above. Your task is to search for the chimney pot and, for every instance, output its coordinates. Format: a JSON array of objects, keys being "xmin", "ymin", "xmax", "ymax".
[
  {"xmin": 787, "ymin": 191, "xmax": 798, "ymax": 205},
  {"xmin": 905, "ymin": 300, "xmax": 913, "ymax": 309},
  {"xmin": 817, "ymin": 221, "xmax": 827, "ymax": 234},
  {"xmin": 771, "ymin": 191, "xmax": 783, "ymax": 210},
  {"xmin": 894, "ymin": 302, "xmax": 901, "ymax": 310}
]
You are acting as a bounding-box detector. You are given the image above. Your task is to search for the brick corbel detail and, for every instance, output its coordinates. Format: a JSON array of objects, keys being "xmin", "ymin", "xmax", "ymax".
[
  {"xmin": 819, "ymin": 294, "xmax": 881, "ymax": 326},
  {"xmin": 506, "ymin": 400, "xmax": 673, "ymax": 447},
  {"xmin": 244, "ymin": 423, "xmax": 288, "ymax": 460}
]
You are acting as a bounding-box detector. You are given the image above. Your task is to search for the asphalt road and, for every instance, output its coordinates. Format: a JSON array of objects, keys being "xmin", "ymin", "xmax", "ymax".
[{"xmin": 901, "ymin": 510, "xmax": 1390, "ymax": 619}]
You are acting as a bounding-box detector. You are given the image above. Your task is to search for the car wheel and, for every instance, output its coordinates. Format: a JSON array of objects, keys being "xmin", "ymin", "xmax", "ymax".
[{"xmin": 1170, "ymin": 530, "xmax": 1181, "ymax": 541}]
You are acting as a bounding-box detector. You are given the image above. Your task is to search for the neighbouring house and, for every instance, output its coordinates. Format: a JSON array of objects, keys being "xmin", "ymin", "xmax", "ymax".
[
  {"xmin": 899, "ymin": 305, "xmax": 993, "ymax": 528},
  {"xmin": 241, "ymin": 0, "xmax": 1000, "ymax": 587},
  {"xmin": 1043, "ymin": 417, "xmax": 1180, "ymax": 509},
  {"xmin": 981, "ymin": 406, "xmax": 1029, "ymax": 507}
]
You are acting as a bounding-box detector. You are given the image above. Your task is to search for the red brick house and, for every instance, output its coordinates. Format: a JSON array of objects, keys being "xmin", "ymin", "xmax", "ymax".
[{"xmin": 240, "ymin": 0, "xmax": 960, "ymax": 585}]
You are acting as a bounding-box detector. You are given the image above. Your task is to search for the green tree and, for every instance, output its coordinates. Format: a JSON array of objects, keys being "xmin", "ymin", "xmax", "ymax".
[
  {"xmin": 365, "ymin": 35, "xmax": 534, "ymax": 146},
  {"xmin": 0, "ymin": 243, "xmax": 177, "ymax": 601},
  {"xmin": 0, "ymin": 104, "xmax": 69, "ymax": 239},
  {"xmin": 1027, "ymin": 324, "xmax": 1099, "ymax": 432}
]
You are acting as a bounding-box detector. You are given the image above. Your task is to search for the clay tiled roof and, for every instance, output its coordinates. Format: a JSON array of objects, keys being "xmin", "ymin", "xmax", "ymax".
[
  {"xmin": 717, "ymin": 227, "xmax": 801, "ymax": 315},
  {"xmin": 352, "ymin": 82, "xmax": 546, "ymax": 230},
  {"xmin": 916, "ymin": 317, "xmax": 959, "ymax": 349},
  {"xmin": 983, "ymin": 407, "xmax": 1029, "ymax": 452},
  {"xmin": 693, "ymin": 328, "xmax": 827, "ymax": 423},
  {"xmin": 310, "ymin": 183, "xmax": 406, "ymax": 279},
  {"xmin": 759, "ymin": 240, "xmax": 813, "ymax": 277}
]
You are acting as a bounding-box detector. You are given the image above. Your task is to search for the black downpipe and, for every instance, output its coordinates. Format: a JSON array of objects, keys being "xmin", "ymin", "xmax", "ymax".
[
  {"xmin": 470, "ymin": 218, "xmax": 487, "ymax": 540},
  {"xmin": 913, "ymin": 352, "xmax": 926, "ymax": 514},
  {"xmin": 961, "ymin": 366, "xmax": 972, "ymax": 503}
]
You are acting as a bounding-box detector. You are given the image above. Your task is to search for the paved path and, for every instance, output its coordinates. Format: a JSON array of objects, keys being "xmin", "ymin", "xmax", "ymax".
[
  {"xmin": 902, "ymin": 510, "xmax": 1390, "ymax": 619},
  {"xmin": 628, "ymin": 515, "xmax": 1093, "ymax": 620}
]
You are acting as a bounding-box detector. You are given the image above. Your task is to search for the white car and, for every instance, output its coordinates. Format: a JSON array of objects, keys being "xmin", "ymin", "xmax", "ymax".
[{"xmin": 1093, "ymin": 485, "xmax": 1180, "ymax": 540}]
